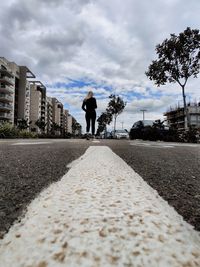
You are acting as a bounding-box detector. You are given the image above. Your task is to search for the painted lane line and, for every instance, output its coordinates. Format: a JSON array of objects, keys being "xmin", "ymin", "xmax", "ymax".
[
  {"xmin": 130, "ymin": 141, "xmax": 200, "ymax": 148},
  {"xmin": 11, "ymin": 142, "xmax": 52, "ymax": 145},
  {"xmin": 130, "ymin": 143, "xmax": 174, "ymax": 148},
  {"xmin": 0, "ymin": 146, "xmax": 200, "ymax": 267}
]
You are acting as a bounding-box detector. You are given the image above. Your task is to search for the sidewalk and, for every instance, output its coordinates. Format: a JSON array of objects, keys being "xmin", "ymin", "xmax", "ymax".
[{"xmin": 0, "ymin": 146, "xmax": 200, "ymax": 267}]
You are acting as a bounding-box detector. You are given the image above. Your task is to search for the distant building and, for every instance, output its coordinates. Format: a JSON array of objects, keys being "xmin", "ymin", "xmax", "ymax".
[
  {"xmin": 63, "ymin": 109, "xmax": 69, "ymax": 134},
  {"xmin": 46, "ymin": 96, "xmax": 53, "ymax": 135},
  {"xmin": 0, "ymin": 57, "xmax": 82, "ymax": 135},
  {"xmin": 51, "ymin": 98, "xmax": 63, "ymax": 135},
  {"xmin": 0, "ymin": 57, "xmax": 15, "ymax": 124},
  {"xmin": 67, "ymin": 113, "xmax": 73, "ymax": 134},
  {"xmin": 0, "ymin": 57, "xmax": 35, "ymax": 126},
  {"xmin": 164, "ymin": 102, "xmax": 200, "ymax": 130},
  {"xmin": 29, "ymin": 81, "xmax": 46, "ymax": 133}
]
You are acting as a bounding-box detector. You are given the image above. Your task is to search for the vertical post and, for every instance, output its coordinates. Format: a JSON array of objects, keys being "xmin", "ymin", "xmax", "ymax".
[{"xmin": 140, "ymin": 109, "xmax": 147, "ymax": 122}]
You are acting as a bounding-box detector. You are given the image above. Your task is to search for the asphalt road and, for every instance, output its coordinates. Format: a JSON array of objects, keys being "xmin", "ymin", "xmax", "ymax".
[{"xmin": 0, "ymin": 139, "xmax": 199, "ymax": 238}]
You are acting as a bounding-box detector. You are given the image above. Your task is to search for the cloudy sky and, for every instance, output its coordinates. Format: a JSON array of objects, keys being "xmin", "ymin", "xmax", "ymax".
[{"xmin": 0, "ymin": 0, "xmax": 200, "ymax": 131}]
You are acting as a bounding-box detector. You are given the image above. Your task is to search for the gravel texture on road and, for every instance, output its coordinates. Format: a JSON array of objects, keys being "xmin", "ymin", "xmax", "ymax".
[
  {"xmin": 0, "ymin": 138, "xmax": 200, "ymax": 239},
  {"xmin": 108, "ymin": 140, "xmax": 200, "ymax": 231},
  {"xmin": 0, "ymin": 139, "xmax": 90, "ymax": 238},
  {"xmin": 1, "ymin": 146, "xmax": 199, "ymax": 267}
]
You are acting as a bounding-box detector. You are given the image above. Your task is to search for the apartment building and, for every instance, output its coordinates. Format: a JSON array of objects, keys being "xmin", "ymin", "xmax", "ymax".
[
  {"xmin": 10, "ymin": 64, "xmax": 35, "ymax": 124},
  {"xmin": 63, "ymin": 109, "xmax": 69, "ymax": 134},
  {"xmin": 164, "ymin": 102, "xmax": 200, "ymax": 130},
  {"xmin": 52, "ymin": 98, "xmax": 63, "ymax": 134},
  {"xmin": 29, "ymin": 81, "xmax": 46, "ymax": 133},
  {"xmin": 67, "ymin": 113, "xmax": 73, "ymax": 134},
  {"xmin": 0, "ymin": 57, "xmax": 15, "ymax": 124},
  {"xmin": 0, "ymin": 57, "xmax": 35, "ymax": 126},
  {"xmin": 1, "ymin": 57, "xmax": 82, "ymax": 135},
  {"xmin": 46, "ymin": 96, "xmax": 53, "ymax": 134}
]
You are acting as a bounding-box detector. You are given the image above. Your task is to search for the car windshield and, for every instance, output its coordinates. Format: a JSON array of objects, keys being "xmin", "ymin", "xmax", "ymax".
[
  {"xmin": 115, "ymin": 130, "xmax": 127, "ymax": 133},
  {"xmin": 143, "ymin": 120, "xmax": 154, "ymax": 126}
]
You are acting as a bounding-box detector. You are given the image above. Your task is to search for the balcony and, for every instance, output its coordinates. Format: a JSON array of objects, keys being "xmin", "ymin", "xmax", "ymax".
[
  {"xmin": 0, "ymin": 103, "xmax": 13, "ymax": 111},
  {"xmin": 41, "ymin": 102, "xmax": 46, "ymax": 108},
  {"xmin": 0, "ymin": 68, "xmax": 13, "ymax": 78},
  {"xmin": 57, "ymin": 103, "xmax": 62, "ymax": 109},
  {"xmin": 0, "ymin": 112, "xmax": 12, "ymax": 120},
  {"xmin": 189, "ymin": 107, "xmax": 200, "ymax": 114},
  {"xmin": 0, "ymin": 94, "xmax": 13, "ymax": 102},
  {"xmin": 0, "ymin": 85, "xmax": 13, "ymax": 94},
  {"xmin": 0, "ymin": 76, "xmax": 14, "ymax": 86},
  {"xmin": 41, "ymin": 105, "xmax": 46, "ymax": 111}
]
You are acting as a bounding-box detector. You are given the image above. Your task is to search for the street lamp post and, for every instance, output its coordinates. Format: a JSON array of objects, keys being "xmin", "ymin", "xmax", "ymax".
[{"xmin": 140, "ymin": 109, "xmax": 147, "ymax": 122}]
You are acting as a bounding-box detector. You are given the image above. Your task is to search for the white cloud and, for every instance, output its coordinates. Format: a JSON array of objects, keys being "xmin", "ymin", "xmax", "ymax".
[{"xmin": 0, "ymin": 0, "xmax": 200, "ymax": 130}]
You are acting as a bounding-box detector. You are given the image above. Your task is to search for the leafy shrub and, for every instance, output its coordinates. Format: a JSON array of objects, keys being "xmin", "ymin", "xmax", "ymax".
[
  {"xmin": 178, "ymin": 129, "xmax": 199, "ymax": 143},
  {"xmin": 18, "ymin": 130, "xmax": 37, "ymax": 138},
  {"xmin": 129, "ymin": 125, "xmax": 199, "ymax": 143},
  {"xmin": 0, "ymin": 122, "xmax": 19, "ymax": 138},
  {"xmin": 0, "ymin": 122, "xmax": 37, "ymax": 138}
]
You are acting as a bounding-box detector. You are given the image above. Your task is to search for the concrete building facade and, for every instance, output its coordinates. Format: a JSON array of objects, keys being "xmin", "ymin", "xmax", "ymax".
[
  {"xmin": 67, "ymin": 113, "xmax": 73, "ymax": 134},
  {"xmin": 63, "ymin": 109, "xmax": 69, "ymax": 134},
  {"xmin": 0, "ymin": 57, "xmax": 15, "ymax": 124},
  {"xmin": 0, "ymin": 57, "xmax": 82, "ymax": 135},
  {"xmin": 164, "ymin": 102, "xmax": 200, "ymax": 130},
  {"xmin": 29, "ymin": 81, "xmax": 46, "ymax": 133},
  {"xmin": 52, "ymin": 98, "xmax": 63, "ymax": 126},
  {"xmin": 0, "ymin": 57, "xmax": 35, "ymax": 126},
  {"xmin": 46, "ymin": 96, "xmax": 53, "ymax": 135}
]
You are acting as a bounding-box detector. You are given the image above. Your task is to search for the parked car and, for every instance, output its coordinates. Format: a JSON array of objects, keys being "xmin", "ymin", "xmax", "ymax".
[
  {"xmin": 129, "ymin": 120, "xmax": 155, "ymax": 140},
  {"xmin": 111, "ymin": 129, "xmax": 129, "ymax": 139},
  {"xmin": 98, "ymin": 131, "xmax": 112, "ymax": 139},
  {"xmin": 129, "ymin": 119, "xmax": 173, "ymax": 141}
]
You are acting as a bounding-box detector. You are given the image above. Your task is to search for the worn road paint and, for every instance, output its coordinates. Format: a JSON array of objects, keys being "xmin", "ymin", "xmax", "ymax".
[
  {"xmin": 0, "ymin": 146, "xmax": 200, "ymax": 267},
  {"xmin": 11, "ymin": 142, "xmax": 52, "ymax": 145}
]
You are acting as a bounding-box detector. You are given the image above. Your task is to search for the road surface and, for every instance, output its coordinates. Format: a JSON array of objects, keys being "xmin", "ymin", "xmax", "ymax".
[{"xmin": 0, "ymin": 139, "xmax": 200, "ymax": 266}]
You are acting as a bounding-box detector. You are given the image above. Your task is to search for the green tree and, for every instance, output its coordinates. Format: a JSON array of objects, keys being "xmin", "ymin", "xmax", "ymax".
[
  {"xmin": 72, "ymin": 119, "xmax": 82, "ymax": 136},
  {"xmin": 96, "ymin": 111, "xmax": 112, "ymax": 136},
  {"xmin": 35, "ymin": 118, "xmax": 46, "ymax": 133},
  {"xmin": 50, "ymin": 122, "xmax": 61, "ymax": 135},
  {"xmin": 17, "ymin": 118, "xmax": 31, "ymax": 130},
  {"xmin": 146, "ymin": 27, "xmax": 200, "ymax": 129},
  {"xmin": 107, "ymin": 94, "xmax": 126, "ymax": 136}
]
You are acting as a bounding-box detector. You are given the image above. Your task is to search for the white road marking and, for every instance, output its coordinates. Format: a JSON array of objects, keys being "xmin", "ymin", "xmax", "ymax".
[
  {"xmin": 0, "ymin": 146, "xmax": 200, "ymax": 267},
  {"xmin": 130, "ymin": 143, "xmax": 174, "ymax": 148},
  {"xmin": 130, "ymin": 141, "xmax": 175, "ymax": 148},
  {"xmin": 11, "ymin": 141, "xmax": 52, "ymax": 145},
  {"xmin": 10, "ymin": 139, "xmax": 88, "ymax": 146},
  {"xmin": 130, "ymin": 140, "xmax": 199, "ymax": 148}
]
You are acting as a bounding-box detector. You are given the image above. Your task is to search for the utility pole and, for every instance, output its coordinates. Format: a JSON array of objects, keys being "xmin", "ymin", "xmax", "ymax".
[
  {"xmin": 121, "ymin": 121, "xmax": 124, "ymax": 129},
  {"xmin": 140, "ymin": 109, "xmax": 147, "ymax": 122}
]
